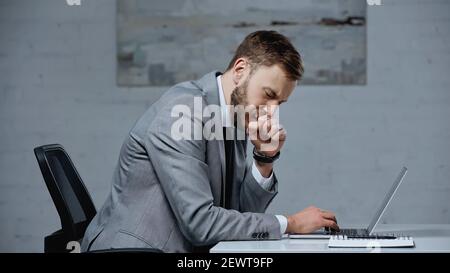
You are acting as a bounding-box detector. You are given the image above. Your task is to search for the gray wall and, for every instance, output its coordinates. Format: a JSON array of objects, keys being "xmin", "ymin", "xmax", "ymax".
[{"xmin": 0, "ymin": 0, "xmax": 449, "ymax": 252}]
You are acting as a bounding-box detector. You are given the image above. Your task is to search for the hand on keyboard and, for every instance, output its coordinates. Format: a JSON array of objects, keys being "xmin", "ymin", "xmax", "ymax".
[{"xmin": 286, "ymin": 206, "xmax": 340, "ymax": 234}]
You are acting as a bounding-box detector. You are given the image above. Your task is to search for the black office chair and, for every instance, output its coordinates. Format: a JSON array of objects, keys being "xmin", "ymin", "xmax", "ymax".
[{"xmin": 34, "ymin": 144, "xmax": 162, "ymax": 253}]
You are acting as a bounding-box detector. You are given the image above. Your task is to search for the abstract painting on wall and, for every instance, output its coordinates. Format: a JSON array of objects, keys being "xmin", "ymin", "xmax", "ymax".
[{"xmin": 117, "ymin": 0, "xmax": 366, "ymax": 86}]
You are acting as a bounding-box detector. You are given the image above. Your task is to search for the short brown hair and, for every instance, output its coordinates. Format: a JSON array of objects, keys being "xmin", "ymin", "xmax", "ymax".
[{"xmin": 227, "ymin": 30, "xmax": 304, "ymax": 81}]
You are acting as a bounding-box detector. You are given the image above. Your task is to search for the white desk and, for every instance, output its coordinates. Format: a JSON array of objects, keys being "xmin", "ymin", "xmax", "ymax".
[{"xmin": 210, "ymin": 224, "xmax": 450, "ymax": 253}]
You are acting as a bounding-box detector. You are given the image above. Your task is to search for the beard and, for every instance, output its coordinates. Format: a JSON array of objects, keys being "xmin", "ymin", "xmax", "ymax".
[
  {"xmin": 230, "ymin": 78, "xmax": 249, "ymax": 106},
  {"xmin": 229, "ymin": 78, "xmax": 250, "ymax": 130}
]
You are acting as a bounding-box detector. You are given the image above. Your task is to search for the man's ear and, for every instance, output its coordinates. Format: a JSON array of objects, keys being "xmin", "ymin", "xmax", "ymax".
[{"xmin": 232, "ymin": 58, "xmax": 248, "ymax": 85}]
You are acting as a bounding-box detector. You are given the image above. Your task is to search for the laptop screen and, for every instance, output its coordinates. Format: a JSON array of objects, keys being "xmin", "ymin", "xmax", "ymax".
[{"xmin": 367, "ymin": 167, "xmax": 408, "ymax": 234}]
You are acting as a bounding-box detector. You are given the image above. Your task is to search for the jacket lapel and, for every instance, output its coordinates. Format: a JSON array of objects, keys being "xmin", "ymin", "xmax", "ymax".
[{"xmin": 193, "ymin": 71, "xmax": 226, "ymax": 206}]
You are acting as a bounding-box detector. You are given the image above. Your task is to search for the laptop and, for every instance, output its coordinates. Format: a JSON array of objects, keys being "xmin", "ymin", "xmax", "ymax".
[{"xmin": 290, "ymin": 167, "xmax": 408, "ymax": 239}]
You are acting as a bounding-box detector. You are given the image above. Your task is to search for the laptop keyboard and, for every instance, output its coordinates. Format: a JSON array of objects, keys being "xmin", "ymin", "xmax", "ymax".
[{"xmin": 327, "ymin": 228, "xmax": 368, "ymax": 236}]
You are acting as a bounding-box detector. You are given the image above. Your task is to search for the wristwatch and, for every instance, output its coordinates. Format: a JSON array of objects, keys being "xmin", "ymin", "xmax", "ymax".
[{"xmin": 252, "ymin": 147, "xmax": 280, "ymax": 164}]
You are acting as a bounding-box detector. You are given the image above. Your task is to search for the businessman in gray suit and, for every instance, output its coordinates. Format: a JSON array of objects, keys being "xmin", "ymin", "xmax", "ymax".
[{"xmin": 81, "ymin": 30, "xmax": 339, "ymax": 253}]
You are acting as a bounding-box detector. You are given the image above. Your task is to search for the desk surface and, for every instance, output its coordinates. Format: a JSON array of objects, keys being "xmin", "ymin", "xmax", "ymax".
[{"xmin": 210, "ymin": 224, "xmax": 450, "ymax": 253}]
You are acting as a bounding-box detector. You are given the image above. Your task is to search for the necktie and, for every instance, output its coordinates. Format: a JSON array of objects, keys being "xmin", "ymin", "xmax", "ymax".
[{"xmin": 223, "ymin": 127, "xmax": 235, "ymax": 209}]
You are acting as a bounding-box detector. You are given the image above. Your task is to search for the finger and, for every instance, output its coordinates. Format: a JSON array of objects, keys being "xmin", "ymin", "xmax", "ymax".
[
  {"xmin": 266, "ymin": 105, "xmax": 279, "ymax": 120},
  {"xmin": 322, "ymin": 219, "xmax": 340, "ymax": 231},
  {"xmin": 321, "ymin": 211, "xmax": 336, "ymax": 221},
  {"xmin": 267, "ymin": 127, "xmax": 287, "ymax": 142},
  {"xmin": 259, "ymin": 111, "xmax": 282, "ymax": 139},
  {"xmin": 321, "ymin": 211, "xmax": 337, "ymax": 223},
  {"xmin": 247, "ymin": 120, "xmax": 259, "ymax": 141},
  {"xmin": 323, "ymin": 216, "xmax": 337, "ymax": 226},
  {"xmin": 248, "ymin": 107, "xmax": 258, "ymax": 120},
  {"xmin": 258, "ymin": 116, "xmax": 271, "ymax": 141},
  {"xmin": 267, "ymin": 121, "xmax": 285, "ymax": 140},
  {"xmin": 258, "ymin": 114, "xmax": 270, "ymax": 132}
]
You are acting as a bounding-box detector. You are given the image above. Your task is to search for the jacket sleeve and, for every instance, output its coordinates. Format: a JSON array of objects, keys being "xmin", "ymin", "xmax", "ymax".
[{"xmin": 239, "ymin": 161, "xmax": 278, "ymax": 213}]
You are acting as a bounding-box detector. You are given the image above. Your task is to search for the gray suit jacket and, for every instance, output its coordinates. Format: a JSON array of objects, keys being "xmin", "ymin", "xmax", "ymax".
[{"xmin": 81, "ymin": 71, "xmax": 282, "ymax": 253}]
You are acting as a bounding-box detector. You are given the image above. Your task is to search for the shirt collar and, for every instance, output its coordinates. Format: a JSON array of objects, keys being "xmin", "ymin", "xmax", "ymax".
[{"xmin": 217, "ymin": 75, "xmax": 232, "ymax": 128}]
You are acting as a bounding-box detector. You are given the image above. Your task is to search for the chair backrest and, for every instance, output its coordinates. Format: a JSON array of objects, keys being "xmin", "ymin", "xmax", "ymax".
[{"xmin": 34, "ymin": 144, "xmax": 96, "ymax": 241}]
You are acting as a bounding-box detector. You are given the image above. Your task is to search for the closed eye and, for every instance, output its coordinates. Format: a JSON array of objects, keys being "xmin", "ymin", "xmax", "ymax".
[{"xmin": 264, "ymin": 89, "xmax": 276, "ymax": 99}]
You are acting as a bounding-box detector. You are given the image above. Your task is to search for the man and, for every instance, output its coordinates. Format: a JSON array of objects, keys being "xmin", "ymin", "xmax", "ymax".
[{"xmin": 81, "ymin": 30, "xmax": 339, "ymax": 253}]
